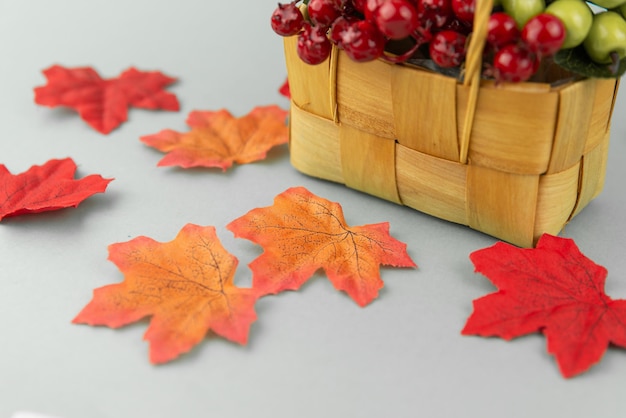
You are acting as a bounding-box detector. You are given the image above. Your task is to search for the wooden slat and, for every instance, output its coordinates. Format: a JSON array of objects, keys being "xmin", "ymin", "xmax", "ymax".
[
  {"xmin": 289, "ymin": 104, "xmax": 343, "ymax": 183},
  {"xmin": 547, "ymin": 78, "xmax": 596, "ymax": 173},
  {"xmin": 396, "ymin": 144, "xmax": 467, "ymax": 225},
  {"xmin": 339, "ymin": 125, "xmax": 401, "ymax": 204},
  {"xmin": 585, "ymin": 78, "xmax": 619, "ymax": 153},
  {"xmin": 457, "ymin": 84, "xmax": 558, "ymax": 174},
  {"xmin": 467, "ymin": 165, "xmax": 539, "ymax": 247},
  {"xmin": 571, "ymin": 131, "xmax": 611, "ymax": 218},
  {"xmin": 336, "ymin": 52, "xmax": 396, "ymax": 139},
  {"xmin": 534, "ymin": 163, "xmax": 580, "ymax": 241},
  {"xmin": 391, "ymin": 66, "xmax": 459, "ymax": 161},
  {"xmin": 283, "ymin": 36, "xmax": 335, "ymax": 120}
]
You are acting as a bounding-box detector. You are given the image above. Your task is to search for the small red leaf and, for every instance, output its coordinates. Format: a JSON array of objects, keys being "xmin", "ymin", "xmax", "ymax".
[
  {"xmin": 279, "ymin": 78, "xmax": 290, "ymax": 98},
  {"xmin": 462, "ymin": 234, "xmax": 626, "ymax": 378},
  {"xmin": 0, "ymin": 158, "xmax": 113, "ymax": 220},
  {"xmin": 34, "ymin": 65, "xmax": 180, "ymax": 134}
]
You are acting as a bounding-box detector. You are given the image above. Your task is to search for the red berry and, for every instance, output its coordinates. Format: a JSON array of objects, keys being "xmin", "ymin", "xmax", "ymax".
[
  {"xmin": 418, "ymin": 0, "xmax": 453, "ymax": 30},
  {"xmin": 297, "ymin": 23, "xmax": 332, "ymax": 65},
  {"xmin": 487, "ymin": 12, "xmax": 520, "ymax": 49},
  {"xmin": 340, "ymin": 20, "xmax": 386, "ymax": 62},
  {"xmin": 521, "ymin": 13, "xmax": 566, "ymax": 57},
  {"xmin": 331, "ymin": 16, "xmax": 350, "ymax": 46},
  {"xmin": 429, "ymin": 29, "xmax": 467, "ymax": 67},
  {"xmin": 440, "ymin": 16, "xmax": 473, "ymax": 35},
  {"xmin": 271, "ymin": 2, "xmax": 305, "ymax": 37},
  {"xmin": 330, "ymin": 15, "xmax": 360, "ymax": 46},
  {"xmin": 352, "ymin": 0, "xmax": 367, "ymax": 12},
  {"xmin": 367, "ymin": 0, "xmax": 420, "ymax": 40},
  {"xmin": 364, "ymin": 0, "xmax": 384, "ymax": 21},
  {"xmin": 308, "ymin": 0, "xmax": 342, "ymax": 27},
  {"xmin": 451, "ymin": 0, "xmax": 475, "ymax": 23},
  {"xmin": 493, "ymin": 44, "xmax": 538, "ymax": 82}
]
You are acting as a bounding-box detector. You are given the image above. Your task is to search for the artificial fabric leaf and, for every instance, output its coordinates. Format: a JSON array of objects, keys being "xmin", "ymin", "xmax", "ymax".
[
  {"xmin": 73, "ymin": 224, "xmax": 258, "ymax": 364},
  {"xmin": 34, "ymin": 65, "xmax": 179, "ymax": 134},
  {"xmin": 139, "ymin": 105, "xmax": 288, "ymax": 171},
  {"xmin": 227, "ymin": 187, "xmax": 416, "ymax": 306},
  {"xmin": 0, "ymin": 158, "xmax": 112, "ymax": 221},
  {"xmin": 462, "ymin": 234, "xmax": 626, "ymax": 378},
  {"xmin": 554, "ymin": 46, "xmax": 626, "ymax": 79}
]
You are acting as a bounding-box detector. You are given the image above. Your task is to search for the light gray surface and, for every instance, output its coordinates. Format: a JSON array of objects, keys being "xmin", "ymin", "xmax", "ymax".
[{"xmin": 1, "ymin": 1, "xmax": 625, "ymax": 417}]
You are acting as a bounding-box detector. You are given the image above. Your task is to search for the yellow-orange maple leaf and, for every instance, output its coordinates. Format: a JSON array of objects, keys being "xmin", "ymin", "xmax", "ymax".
[
  {"xmin": 140, "ymin": 105, "xmax": 288, "ymax": 171},
  {"xmin": 227, "ymin": 187, "xmax": 416, "ymax": 306},
  {"xmin": 73, "ymin": 224, "xmax": 258, "ymax": 364}
]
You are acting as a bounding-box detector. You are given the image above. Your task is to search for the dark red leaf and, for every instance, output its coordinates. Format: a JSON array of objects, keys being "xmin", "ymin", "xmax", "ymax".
[{"xmin": 462, "ymin": 234, "xmax": 626, "ymax": 378}]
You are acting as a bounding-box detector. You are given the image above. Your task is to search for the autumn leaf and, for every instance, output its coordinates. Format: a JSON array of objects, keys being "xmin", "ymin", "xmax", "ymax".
[
  {"xmin": 227, "ymin": 187, "xmax": 416, "ymax": 307},
  {"xmin": 0, "ymin": 158, "xmax": 112, "ymax": 221},
  {"xmin": 279, "ymin": 78, "xmax": 290, "ymax": 98},
  {"xmin": 34, "ymin": 65, "xmax": 180, "ymax": 134},
  {"xmin": 462, "ymin": 234, "xmax": 626, "ymax": 378},
  {"xmin": 139, "ymin": 105, "xmax": 289, "ymax": 171},
  {"xmin": 73, "ymin": 224, "xmax": 258, "ymax": 364}
]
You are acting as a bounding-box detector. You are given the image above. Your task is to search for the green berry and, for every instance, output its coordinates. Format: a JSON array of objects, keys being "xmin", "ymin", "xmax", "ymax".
[
  {"xmin": 501, "ymin": 0, "xmax": 546, "ymax": 28},
  {"xmin": 545, "ymin": 0, "xmax": 593, "ymax": 49},
  {"xmin": 583, "ymin": 11, "xmax": 626, "ymax": 64}
]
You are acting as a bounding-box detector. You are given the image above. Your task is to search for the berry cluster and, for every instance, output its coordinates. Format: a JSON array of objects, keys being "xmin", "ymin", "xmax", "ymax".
[
  {"xmin": 271, "ymin": 0, "xmax": 475, "ymax": 66},
  {"xmin": 485, "ymin": 12, "xmax": 565, "ymax": 82},
  {"xmin": 271, "ymin": 0, "xmax": 626, "ymax": 83},
  {"xmin": 489, "ymin": 0, "xmax": 626, "ymax": 81}
]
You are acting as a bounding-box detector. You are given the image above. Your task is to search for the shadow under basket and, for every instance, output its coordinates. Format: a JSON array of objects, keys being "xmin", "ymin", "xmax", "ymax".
[{"xmin": 284, "ymin": 35, "xmax": 620, "ymax": 248}]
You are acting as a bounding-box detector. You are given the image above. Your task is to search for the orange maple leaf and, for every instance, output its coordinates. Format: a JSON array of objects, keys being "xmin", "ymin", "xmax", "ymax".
[
  {"xmin": 140, "ymin": 105, "xmax": 289, "ymax": 171},
  {"xmin": 227, "ymin": 187, "xmax": 416, "ymax": 306},
  {"xmin": 73, "ymin": 224, "xmax": 258, "ymax": 364}
]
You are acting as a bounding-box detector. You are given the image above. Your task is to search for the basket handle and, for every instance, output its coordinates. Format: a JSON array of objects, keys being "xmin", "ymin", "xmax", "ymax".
[{"xmin": 459, "ymin": 0, "xmax": 493, "ymax": 164}]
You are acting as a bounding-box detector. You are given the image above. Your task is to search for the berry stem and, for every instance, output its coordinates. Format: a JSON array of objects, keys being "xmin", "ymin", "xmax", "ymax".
[
  {"xmin": 379, "ymin": 32, "xmax": 427, "ymax": 63},
  {"xmin": 608, "ymin": 51, "xmax": 621, "ymax": 76}
]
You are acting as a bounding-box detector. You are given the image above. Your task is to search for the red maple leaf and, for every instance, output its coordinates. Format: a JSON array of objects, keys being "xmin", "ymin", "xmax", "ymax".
[
  {"xmin": 34, "ymin": 65, "xmax": 180, "ymax": 134},
  {"xmin": 278, "ymin": 78, "xmax": 290, "ymax": 98},
  {"xmin": 462, "ymin": 234, "xmax": 626, "ymax": 378},
  {"xmin": 0, "ymin": 158, "xmax": 113, "ymax": 221},
  {"xmin": 140, "ymin": 105, "xmax": 288, "ymax": 171},
  {"xmin": 73, "ymin": 224, "xmax": 258, "ymax": 364},
  {"xmin": 227, "ymin": 187, "xmax": 416, "ymax": 306}
]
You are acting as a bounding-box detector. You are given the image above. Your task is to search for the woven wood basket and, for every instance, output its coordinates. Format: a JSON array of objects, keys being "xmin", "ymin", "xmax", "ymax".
[{"xmin": 284, "ymin": 0, "xmax": 620, "ymax": 247}]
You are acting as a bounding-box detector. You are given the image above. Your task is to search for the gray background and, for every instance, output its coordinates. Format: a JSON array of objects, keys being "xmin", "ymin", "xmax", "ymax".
[{"xmin": 1, "ymin": 1, "xmax": 625, "ymax": 417}]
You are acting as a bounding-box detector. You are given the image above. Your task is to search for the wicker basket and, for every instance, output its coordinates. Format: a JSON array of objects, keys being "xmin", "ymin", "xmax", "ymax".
[{"xmin": 284, "ymin": 0, "xmax": 620, "ymax": 247}]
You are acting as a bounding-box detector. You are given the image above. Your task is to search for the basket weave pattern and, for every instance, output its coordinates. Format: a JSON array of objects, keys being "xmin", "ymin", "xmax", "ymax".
[{"xmin": 284, "ymin": 7, "xmax": 620, "ymax": 247}]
